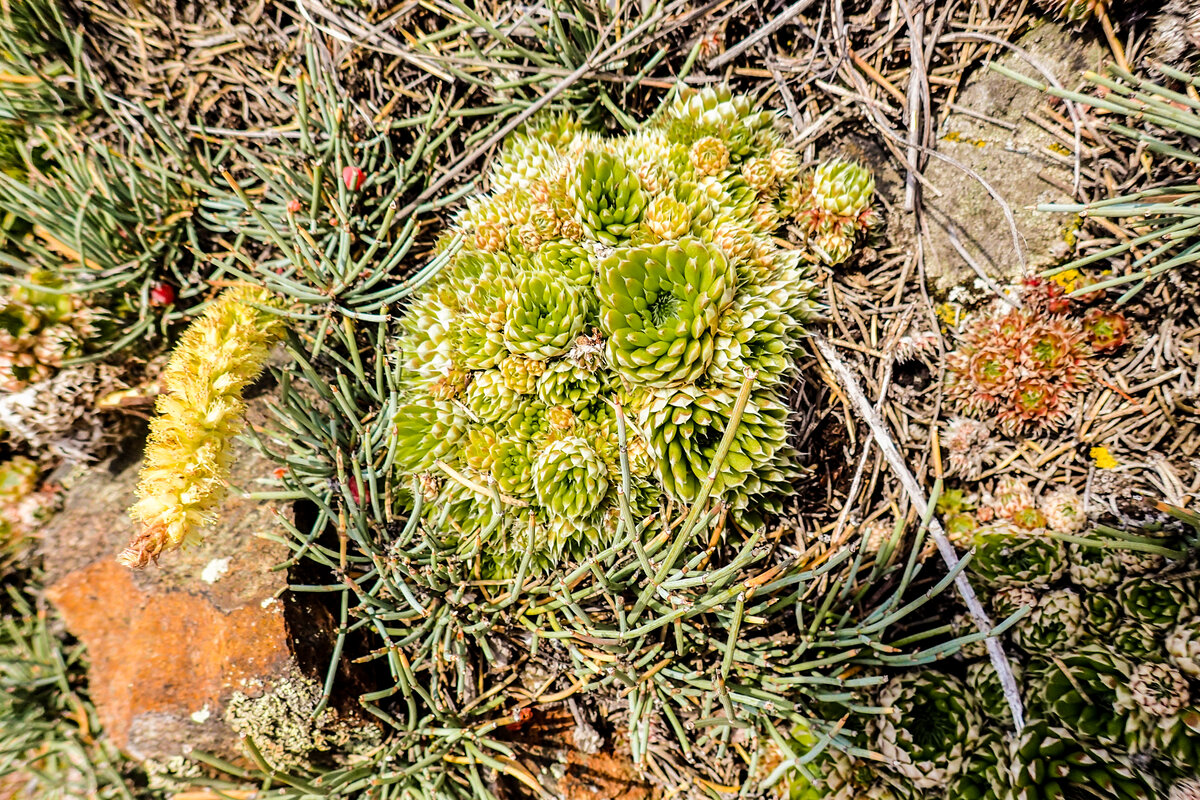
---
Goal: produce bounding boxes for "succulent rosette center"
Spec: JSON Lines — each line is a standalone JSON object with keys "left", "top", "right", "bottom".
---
{"left": 533, "top": 436, "right": 610, "bottom": 520}
{"left": 503, "top": 270, "right": 587, "bottom": 359}
{"left": 573, "top": 150, "right": 647, "bottom": 244}
{"left": 597, "top": 237, "right": 735, "bottom": 387}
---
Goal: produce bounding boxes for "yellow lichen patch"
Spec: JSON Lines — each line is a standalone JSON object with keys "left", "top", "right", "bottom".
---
{"left": 1059, "top": 215, "right": 1084, "bottom": 248}
{"left": 937, "top": 302, "right": 965, "bottom": 327}
{"left": 1050, "top": 269, "right": 1084, "bottom": 294}
{"left": 1089, "top": 446, "right": 1119, "bottom": 469}
{"left": 942, "top": 130, "right": 988, "bottom": 148}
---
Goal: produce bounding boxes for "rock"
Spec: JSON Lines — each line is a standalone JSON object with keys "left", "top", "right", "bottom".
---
{"left": 39, "top": 399, "right": 375, "bottom": 763}
{"left": 922, "top": 21, "right": 1105, "bottom": 294}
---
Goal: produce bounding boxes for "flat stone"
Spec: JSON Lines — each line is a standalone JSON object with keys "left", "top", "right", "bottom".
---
{"left": 922, "top": 21, "right": 1106, "bottom": 294}
{"left": 39, "top": 399, "right": 370, "bottom": 763}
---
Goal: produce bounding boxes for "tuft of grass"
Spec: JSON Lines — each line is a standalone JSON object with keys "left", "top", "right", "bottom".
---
{"left": 995, "top": 62, "right": 1200, "bottom": 302}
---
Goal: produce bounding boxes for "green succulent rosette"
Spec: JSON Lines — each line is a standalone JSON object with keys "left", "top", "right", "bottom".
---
{"left": 966, "top": 660, "right": 1022, "bottom": 728}
{"left": 454, "top": 313, "right": 508, "bottom": 371}
{"left": 1148, "top": 707, "right": 1200, "bottom": 772}
{"left": 490, "top": 436, "right": 536, "bottom": 497}
{"left": 811, "top": 158, "right": 875, "bottom": 218}
{"left": 1088, "top": 593, "right": 1125, "bottom": 635}
{"left": 393, "top": 396, "right": 467, "bottom": 473}
{"left": 1007, "top": 720, "right": 1156, "bottom": 800}
{"left": 741, "top": 246, "right": 822, "bottom": 323}
{"left": 487, "top": 122, "right": 571, "bottom": 192}
{"left": 464, "top": 369, "right": 520, "bottom": 423}
{"left": 507, "top": 398, "right": 552, "bottom": 444}
{"left": 700, "top": 173, "right": 758, "bottom": 223}
{"left": 398, "top": 298, "right": 456, "bottom": 389}
{"left": 786, "top": 747, "right": 915, "bottom": 800}
{"left": 573, "top": 150, "right": 647, "bottom": 244}
{"left": 711, "top": 219, "right": 759, "bottom": 264}
{"left": 609, "top": 130, "right": 688, "bottom": 192}
{"left": 1011, "top": 588, "right": 1084, "bottom": 653}
{"left": 535, "top": 359, "right": 611, "bottom": 411}
{"left": 662, "top": 85, "right": 780, "bottom": 159}
{"left": 1067, "top": 541, "right": 1124, "bottom": 588}
{"left": 872, "top": 671, "right": 982, "bottom": 789}
{"left": 542, "top": 513, "right": 607, "bottom": 558}
{"left": 446, "top": 248, "right": 520, "bottom": 291}
{"left": 459, "top": 266, "right": 515, "bottom": 324}
{"left": 709, "top": 294, "right": 793, "bottom": 388}
{"left": 989, "top": 585, "right": 1039, "bottom": 620}
{"left": 637, "top": 384, "right": 791, "bottom": 507}
{"left": 499, "top": 354, "right": 545, "bottom": 394}
{"left": 689, "top": 136, "right": 731, "bottom": 177}
{"left": 1110, "top": 622, "right": 1164, "bottom": 661}
{"left": 1126, "top": 663, "right": 1192, "bottom": 719}
{"left": 1028, "top": 647, "right": 1140, "bottom": 748}
{"left": 1117, "top": 577, "right": 1199, "bottom": 628}
{"left": 946, "top": 729, "right": 1009, "bottom": 800}
{"left": 496, "top": 140, "right": 561, "bottom": 193}
{"left": 424, "top": 477, "right": 500, "bottom": 536}
{"left": 641, "top": 194, "right": 694, "bottom": 241}
{"left": 502, "top": 270, "right": 587, "bottom": 359}
{"left": 741, "top": 156, "right": 775, "bottom": 193}
{"left": 462, "top": 426, "right": 498, "bottom": 473}
{"left": 532, "top": 436, "right": 610, "bottom": 522}
{"left": 1167, "top": 617, "right": 1200, "bottom": 677}
{"left": 597, "top": 237, "right": 735, "bottom": 387}
{"left": 533, "top": 239, "right": 593, "bottom": 286}
{"left": 811, "top": 227, "right": 856, "bottom": 267}
{"left": 1116, "top": 547, "right": 1167, "bottom": 576}
{"left": 968, "top": 529, "right": 1067, "bottom": 587}
{"left": 1115, "top": 662, "right": 1200, "bottom": 770}
{"left": 769, "top": 147, "right": 801, "bottom": 181}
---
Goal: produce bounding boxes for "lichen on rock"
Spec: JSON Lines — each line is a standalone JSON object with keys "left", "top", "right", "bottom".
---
{"left": 224, "top": 668, "right": 381, "bottom": 771}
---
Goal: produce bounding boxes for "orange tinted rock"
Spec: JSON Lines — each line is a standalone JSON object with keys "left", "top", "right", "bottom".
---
{"left": 37, "top": 402, "right": 367, "bottom": 762}
{"left": 45, "top": 557, "right": 292, "bottom": 759}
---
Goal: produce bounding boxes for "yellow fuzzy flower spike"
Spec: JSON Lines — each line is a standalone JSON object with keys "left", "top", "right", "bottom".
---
{"left": 119, "top": 287, "right": 283, "bottom": 568}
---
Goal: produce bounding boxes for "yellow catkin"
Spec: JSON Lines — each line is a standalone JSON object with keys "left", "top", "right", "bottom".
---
{"left": 119, "top": 287, "right": 283, "bottom": 568}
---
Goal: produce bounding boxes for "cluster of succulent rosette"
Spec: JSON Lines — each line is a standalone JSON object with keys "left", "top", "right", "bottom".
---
{"left": 0, "top": 272, "right": 102, "bottom": 393}
{"left": 945, "top": 278, "right": 1129, "bottom": 436}
{"left": 0, "top": 454, "right": 55, "bottom": 560}
{"left": 393, "top": 88, "right": 876, "bottom": 573}
{"left": 794, "top": 482, "right": 1200, "bottom": 799}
